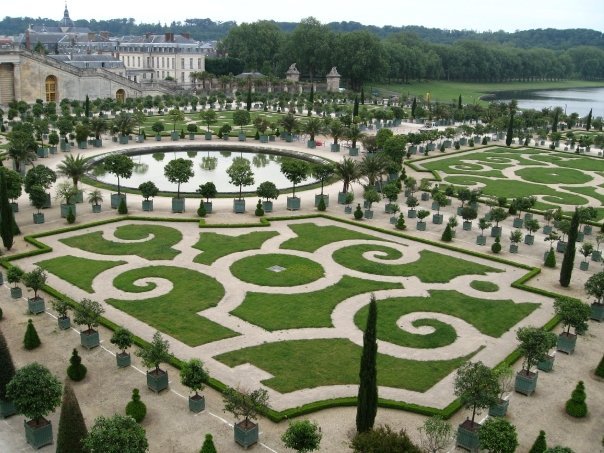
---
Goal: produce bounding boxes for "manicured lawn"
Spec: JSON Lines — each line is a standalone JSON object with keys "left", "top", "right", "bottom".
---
{"left": 193, "top": 231, "right": 279, "bottom": 265}
{"left": 37, "top": 256, "right": 126, "bottom": 293}
{"left": 332, "top": 247, "right": 500, "bottom": 283}
{"left": 229, "top": 254, "right": 325, "bottom": 286}
{"left": 515, "top": 167, "right": 592, "bottom": 185}
{"left": 354, "top": 290, "right": 539, "bottom": 339}
{"left": 216, "top": 338, "right": 473, "bottom": 393}
{"left": 470, "top": 280, "right": 499, "bottom": 292}
{"left": 61, "top": 224, "right": 183, "bottom": 260}
{"left": 107, "top": 265, "right": 236, "bottom": 346}
{"left": 280, "top": 223, "right": 381, "bottom": 252}
{"left": 231, "top": 276, "right": 403, "bottom": 330}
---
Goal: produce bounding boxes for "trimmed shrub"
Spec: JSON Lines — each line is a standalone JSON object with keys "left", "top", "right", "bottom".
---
{"left": 125, "top": 388, "right": 147, "bottom": 423}
{"left": 354, "top": 204, "right": 363, "bottom": 220}
{"left": 469, "top": 138, "right": 475, "bottom": 147}
{"left": 596, "top": 354, "right": 604, "bottom": 378}
{"left": 454, "top": 141, "right": 460, "bottom": 150}
{"left": 197, "top": 201, "right": 207, "bottom": 218}
{"left": 118, "top": 197, "right": 128, "bottom": 215}
{"left": 491, "top": 235, "right": 501, "bottom": 253}
{"left": 23, "top": 319, "right": 41, "bottom": 350}
{"left": 482, "top": 137, "right": 488, "bottom": 145}
{"left": 529, "top": 430, "right": 547, "bottom": 453}
{"left": 200, "top": 433, "right": 217, "bottom": 453}
{"left": 351, "top": 425, "right": 421, "bottom": 453}
{"left": 395, "top": 213, "right": 406, "bottom": 230}
{"left": 0, "top": 307, "right": 2, "bottom": 320}
{"left": 255, "top": 199, "right": 264, "bottom": 217}
{"left": 66, "top": 206, "right": 75, "bottom": 224}
{"left": 544, "top": 248, "right": 556, "bottom": 268}
{"left": 67, "top": 348, "right": 87, "bottom": 381}
{"left": 0, "top": 328, "right": 16, "bottom": 401}
{"left": 565, "top": 381, "right": 587, "bottom": 418}
{"left": 441, "top": 223, "right": 452, "bottom": 242}
{"left": 56, "top": 382, "right": 88, "bottom": 453}
{"left": 318, "top": 196, "right": 326, "bottom": 212}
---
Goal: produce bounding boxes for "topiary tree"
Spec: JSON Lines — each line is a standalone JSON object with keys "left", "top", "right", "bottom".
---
{"left": 354, "top": 203, "right": 363, "bottom": 220}
{"left": 454, "top": 361, "right": 499, "bottom": 426}
{"left": 529, "top": 430, "right": 547, "bottom": 453}
{"left": 198, "top": 181, "right": 218, "bottom": 203}
{"left": 73, "top": 298, "right": 104, "bottom": 334}
{"left": 180, "top": 358, "right": 209, "bottom": 399}
{"left": 111, "top": 327, "right": 134, "bottom": 355}
{"left": 351, "top": 425, "right": 422, "bottom": 453}
{"left": 491, "top": 235, "right": 502, "bottom": 253}
{"left": 516, "top": 326, "right": 557, "bottom": 376}
{"left": 282, "top": 419, "right": 322, "bottom": 453}
{"left": 67, "top": 348, "right": 87, "bottom": 382}
{"left": 83, "top": 414, "right": 148, "bottom": 453}
{"left": 544, "top": 248, "right": 556, "bottom": 268}
{"left": 22, "top": 267, "right": 47, "bottom": 300}
{"left": 595, "top": 354, "right": 604, "bottom": 378}
{"left": 356, "top": 294, "right": 378, "bottom": 433}
{"left": 395, "top": 213, "right": 406, "bottom": 230}
{"left": 256, "top": 181, "right": 279, "bottom": 203}
{"left": 223, "top": 386, "right": 269, "bottom": 430}
{"left": 23, "top": 319, "right": 41, "bottom": 350}
{"left": 441, "top": 223, "right": 453, "bottom": 242}
{"left": 56, "top": 382, "right": 87, "bottom": 453}
{"left": 103, "top": 153, "right": 134, "bottom": 195}
{"left": 125, "top": 389, "right": 147, "bottom": 423}
{"left": 7, "top": 266, "right": 23, "bottom": 289}
{"left": 138, "top": 181, "right": 159, "bottom": 201}
{"left": 255, "top": 199, "right": 264, "bottom": 216}
{"left": 565, "top": 381, "right": 587, "bottom": 418}
{"left": 227, "top": 157, "right": 255, "bottom": 200}
{"left": 418, "top": 415, "right": 453, "bottom": 453}
{"left": 164, "top": 158, "right": 194, "bottom": 199}
{"left": 200, "top": 433, "right": 217, "bottom": 453}
{"left": 66, "top": 206, "right": 76, "bottom": 224}
{"left": 554, "top": 297, "right": 591, "bottom": 336}
{"left": 136, "top": 331, "right": 172, "bottom": 374}
{"left": 281, "top": 159, "right": 310, "bottom": 198}
{"left": 478, "top": 417, "right": 518, "bottom": 453}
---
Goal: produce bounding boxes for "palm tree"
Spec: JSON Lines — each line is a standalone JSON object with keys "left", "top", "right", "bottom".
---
{"left": 346, "top": 124, "right": 365, "bottom": 150}
{"left": 327, "top": 119, "right": 345, "bottom": 146}
{"left": 111, "top": 112, "right": 134, "bottom": 137}
{"left": 303, "top": 117, "right": 324, "bottom": 142}
{"left": 334, "top": 157, "right": 361, "bottom": 194}
{"left": 57, "top": 154, "right": 91, "bottom": 190}
{"left": 90, "top": 116, "right": 107, "bottom": 140}
{"left": 359, "top": 153, "right": 387, "bottom": 192}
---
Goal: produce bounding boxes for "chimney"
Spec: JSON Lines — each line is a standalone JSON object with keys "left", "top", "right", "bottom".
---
{"left": 164, "top": 32, "right": 174, "bottom": 42}
{"left": 182, "top": 33, "right": 190, "bottom": 40}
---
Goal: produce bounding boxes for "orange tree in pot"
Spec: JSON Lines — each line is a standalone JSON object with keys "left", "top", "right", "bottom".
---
{"left": 136, "top": 331, "right": 173, "bottom": 393}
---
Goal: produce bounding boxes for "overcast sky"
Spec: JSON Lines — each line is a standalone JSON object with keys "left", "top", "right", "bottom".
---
{"left": 4, "top": 0, "right": 604, "bottom": 32}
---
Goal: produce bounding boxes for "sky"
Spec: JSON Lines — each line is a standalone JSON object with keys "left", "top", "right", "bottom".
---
{"left": 4, "top": 0, "right": 604, "bottom": 32}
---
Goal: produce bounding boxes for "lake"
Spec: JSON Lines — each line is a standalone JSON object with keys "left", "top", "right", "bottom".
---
{"left": 488, "top": 87, "right": 604, "bottom": 117}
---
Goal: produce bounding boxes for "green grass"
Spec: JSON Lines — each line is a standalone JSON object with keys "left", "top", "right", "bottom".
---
{"left": 332, "top": 247, "right": 501, "bottom": 283}
{"left": 229, "top": 254, "right": 325, "bottom": 286}
{"left": 216, "top": 338, "right": 473, "bottom": 393}
{"left": 231, "top": 276, "right": 403, "bottom": 330}
{"left": 515, "top": 167, "right": 592, "bottom": 185}
{"left": 280, "top": 223, "right": 381, "bottom": 252}
{"left": 193, "top": 231, "right": 279, "bottom": 264}
{"left": 60, "top": 224, "right": 182, "bottom": 260}
{"left": 531, "top": 154, "right": 604, "bottom": 171}
{"left": 107, "top": 265, "right": 236, "bottom": 346}
{"left": 355, "top": 290, "right": 539, "bottom": 339}
{"left": 37, "top": 256, "right": 126, "bottom": 293}
{"left": 421, "top": 148, "right": 548, "bottom": 174}
{"left": 470, "top": 280, "right": 500, "bottom": 292}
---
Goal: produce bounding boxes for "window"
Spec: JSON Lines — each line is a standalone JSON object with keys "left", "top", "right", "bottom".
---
{"left": 181, "top": 73, "right": 184, "bottom": 82}
{"left": 45, "top": 75, "right": 57, "bottom": 102}
{"left": 137, "top": 57, "right": 140, "bottom": 67}
{"left": 189, "top": 58, "right": 193, "bottom": 69}
{"left": 181, "top": 58, "right": 184, "bottom": 68}
{"left": 198, "top": 58, "right": 201, "bottom": 69}
{"left": 116, "top": 89, "right": 125, "bottom": 102}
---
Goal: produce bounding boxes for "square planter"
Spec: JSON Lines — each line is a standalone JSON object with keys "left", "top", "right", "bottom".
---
{"left": 259, "top": 135, "right": 269, "bottom": 143}
{"left": 188, "top": 394, "right": 205, "bottom": 413}
{"left": 155, "top": 135, "right": 162, "bottom": 141}
{"left": 591, "top": 250, "right": 602, "bottom": 262}
{"left": 92, "top": 204, "right": 101, "bottom": 213}
{"left": 307, "top": 140, "right": 316, "bottom": 149}
{"left": 491, "top": 226, "right": 502, "bottom": 237}
{"left": 24, "top": 419, "right": 53, "bottom": 450}
{"left": 10, "top": 287, "right": 22, "bottom": 299}
{"left": 111, "top": 193, "right": 126, "bottom": 209}
{"left": 432, "top": 214, "right": 443, "bottom": 224}
{"left": 28, "top": 297, "right": 45, "bottom": 315}
{"left": 364, "top": 210, "right": 374, "bottom": 219}
{"left": 407, "top": 210, "right": 417, "bottom": 219}
{"left": 80, "top": 329, "right": 100, "bottom": 349}
{"left": 233, "top": 199, "right": 246, "bottom": 213}
{"left": 456, "top": 207, "right": 463, "bottom": 216}
{"left": 584, "top": 225, "right": 593, "bottom": 235}
{"left": 331, "top": 144, "right": 340, "bottom": 152}
{"left": 463, "top": 221, "right": 472, "bottom": 231}
{"left": 557, "top": 332, "right": 576, "bottom": 354}
{"left": 345, "top": 206, "right": 352, "bottom": 214}
{"left": 10, "top": 202, "right": 18, "bottom": 213}
{"left": 543, "top": 225, "right": 553, "bottom": 234}
{"left": 524, "top": 213, "right": 533, "bottom": 221}
{"left": 488, "top": 398, "right": 509, "bottom": 417}
{"left": 577, "top": 231, "right": 584, "bottom": 242}
{"left": 57, "top": 316, "right": 71, "bottom": 330}
{"left": 234, "top": 421, "right": 259, "bottom": 449}
{"left": 49, "top": 146, "right": 57, "bottom": 154}
{"left": 431, "top": 201, "right": 440, "bottom": 210}
{"left": 238, "top": 133, "right": 246, "bottom": 142}
{"left": 171, "top": 131, "right": 180, "bottom": 141}
{"left": 515, "top": 370, "right": 538, "bottom": 396}
{"left": 591, "top": 303, "right": 604, "bottom": 321}
{"left": 580, "top": 261, "right": 589, "bottom": 271}
{"left": 78, "top": 142, "right": 87, "bottom": 149}
{"left": 36, "top": 147, "right": 49, "bottom": 158}
{"left": 33, "top": 213, "right": 45, "bottom": 224}
{"left": 189, "top": 133, "right": 195, "bottom": 140}
{"left": 315, "top": 194, "right": 329, "bottom": 208}
{"left": 390, "top": 216, "right": 397, "bottom": 224}
{"left": 338, "top": 192, "right": 349, "bottom": 204}
{"left": 456, "top": 420, "right": 480, "bottom": 452}
{"left": 348, "top": 147, "right": 359, "bottom": 156}
{"left": 416, "top": 221, "right": 426, "bottom": 231}
{"left": 269, "top": 135, "right": 276, "bottom": 142}
{"left": 287, "top": 197, "right": 301, "bottom": 211}
{"left": 172, "top": 197, "right": 185, "bottom": 213}
{"left": 60, "top": 203, "right": 76, "bottom": 218}
{"left": 509, "top": 244, "right": 519, "bottom": 253}
{"left": 203, "top": 202, "right": 213, "bottom": 214}
{"left": 420, "top": 192, "right": 430, "bottom": 201}
{"left": 556, "top": 241, "right": 567, "bottom": 253}
{"left": 476, "top": 235, "right": 486, "bottom": 246}
{"left": 513, "top": 218, "right": 524, "bottom": 228}
{"left": 0, "top": 399, "right": 16, "bottom": 419}
{"left": 142, "top": 200, "right": 154, "bottom": 211}
{"left": 537, "top": 354, "right": 555, "bottom": 372}
{"left": 147, "top": 369, "right": 169, "bottom": 393}
{"left": 205, "top": 132, "right": 212, "bottom": 140}
{"left": 524, "top": 235, "right": 534, "bottom": 245}
{"left": 116, "top": 352, "right": 131, "bottom": 368}
{"left": 119, "top": 135, "right": 128, "bottom": 144}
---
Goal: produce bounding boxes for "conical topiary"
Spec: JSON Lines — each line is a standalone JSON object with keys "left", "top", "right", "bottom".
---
{"left": 565, "top": 381, "right": 587, "bottom": 417}
{"left": 255, "top": 199, "right": 264, "bottom": 217}
{"left": 354, "top": 203, "right": 363, "bottom": 220}
{"left": 545, "top": 248, "right": 556, "bottom": 268}
{"left": 200, "top": 433, "right": 217, "bottom": 453}
{"left": 441, "top": 223, "right": 452, "bottom": 241}
{"left": 529, "top": 430, "right": 547, "bottom": 453}
{"left": 66, "top": 206, "right": 75, "bottom": 224}
{"left": 118, "top": 197, "right": 128, "bottom": 215}
{"left": 596, "top": 354, "right": 604, "bottom": 378}
{"left": 396, "top": 213, "right": 406, "bottom": 230}
{"left": 317, "top": 196, "right": 326, "bottom": 212}
{"left": 197, "top": 201, "right": 207, "bottom": 218}
{"left": 23, "top": 319, "right": 41, "bottom": 350}
{"left": 0, "top": 328, "right": 16, "bottom": 401}
{"left": 56, "top": 382, "right": 88, "bottom": 453}
{"left": 125, "top": 388, "right": 147, "bottom": 423}
{"left": 67, "top": 348, "right": 87, "bottom": 381}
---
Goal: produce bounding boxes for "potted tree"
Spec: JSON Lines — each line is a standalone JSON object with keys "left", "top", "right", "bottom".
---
{"left": 197, "top": 182, "right": 218, "bottom": 214}
{"left": 180, "top": 359, "right": 209, "bottom": 413}
{"left": 186, "top": 123, "right": 198, "bottom": 140}
{"left": 201, "top": 109, "right": 217, "bottom": 140}
{"left": 524, "top": 219, "right": 540, "bottom": 245}
{"left": 556, "top": 220, "right": 571, "bottom": 253}
{"left": 22, "top": 267, "right": 47, "bottom": 315}
{"left": 57, "top": 154, "right": 90, "bottom": 203}
{"left": 233, "top": 109, "right": 251, "bottom": 141}
{"left": 585, "top": 271, "right": 604, "bottom": 321}
{"left": 55, "top": 181, "right": 78, "bottom": 219}
{"left": 543, "top": 209, "right": 554, "bottom": 234}
{"left": 48, "top": 131, "right": 59, "bottom": 154}
{"left": 515, "top": 326, "right": 557, "bottom": 395}
{"left": 416, "top": 209, "right": 430, "bottom": 231}
{"left": 490, "top": 207, "right": 508, "bottom": 237}
{"left": 51, "top": 299, "right": 71, "bottom": 330}
{"left": 476, "top": 218, "right": 491, "bottom": 246}
{"left": 5, "top": 363, "right": 62, "bottom": 449}
{"left": 87, "top": 189, "right": 103, "bottom": 213}
{"left": 90, "top": 116, "right": 107, "bottom": 147}
{"left": 432, "top": 192, "right": 447, "bottom": 224}
{"left": 334, "top": 157, "right": 360, "bottom": 204}
{"left": 362, "top": 186, "right": 381, "bottom": 219}
{"left": 168, "top": 109, "right": 185, "bottom": 140}
{"left": 448, "top": 216, "right": 458, "bottom": 238}
{"left": 389, "top": 204, "right": 400, "bottom": 224}
{"left": 152, "top": 121, "right": 165, "bottom": 141}
{"left": 312, "top": 162, "right": 334, "bottom": 208}
{"left": 1, "top": 168, "right": 23, "bottom": 213}
{"left": 406, "top": 195, "right": 418, "bottom": 218}
{"left": 303, "top": 117, "right": 323, "bottom": 148}
{"left": 256, "top": 181, "right": 279, "bottom": 213}
{"left": 24, "top": 165, "right": 56, "bottom": 209}
{"left": 28, "top": 185, "right": 47, "bottom": 224}
{"left": 136, "top": 331, "right": 173, "bottom": 393}
{"left": 344, "top": 192, "right": 354, "bottom": 214}
{"left": 454, "top": 362, "right": 499, "bottom": 451}
{"left": 382, "top": 181, "right": 400, "bottom": 214}
{"left": 281, "top": 159, "right": 310, "bottom": 211}
{"left": 579, "top": 242, "right": 593, "bottom": 270}
{"left": 103, "top": 153, "right": 134, "bottom": 208}
{"left": 7, "top": 267, "right": 23, "bottom": 299}
{"left": 164, "top": 158, "right": 194, "bottom": 213}
{"left": 138, "top": 181, "right": 158, "bottom": 212}
{"left": 223, "top": 386, "right": 269, "bottom": 449}
{"left": 488, "top": 365, "right": 513, "bottom": 417}
{"left": 509, "top": 229, "right": 523, "bottom": 253}
{"left": 554, "top": 297, "right": 591, "bottom": 354}
{"left": 461, "top": 206, "right": 477, "bottom": 231}
{"left": 73, "top": 298, "right": 105, "bottom": 349}
{"left": 227, "top": 157, "right": 255, "bottom": 213}
{"left": 592, "top": 232, "right": 604, "bottom": 262}
{"left": 110, "top": 327, "right": 134, "bottom": 368}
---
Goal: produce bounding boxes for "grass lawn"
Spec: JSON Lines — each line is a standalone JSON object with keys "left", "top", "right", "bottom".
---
{"left": 354, "top": 290, "right": 539, "bottom": 339}
{"left": 231, "top": 276, "right": 403, "bottom": 331}
{"left": 107, "top": 265, "right": 236, "bottom": 346}
{"left": 216, "top": 338, "right": 473, "bottom": 393}
{"left": 515, "top": 167, "right": 592, "bottom": 185}
{"left": 193, "top": 231, "right": 279, "bottom": 265}
{"left": 229, "top": 254, "right": 325, "bottom": 286}
{"left": 470, "top": 280, "right": 499, "bottom": 292}
{"left": 37, "top": 256, "right": 126, "bottom": 293}
{"left": 280, "top": 223, "right": 381, "bottom": 252}
{"left": 60, "top": 224, "right": 182, "bottom": 261}
{"left": 332, "top": 247, "right": 500, "bottom": 283}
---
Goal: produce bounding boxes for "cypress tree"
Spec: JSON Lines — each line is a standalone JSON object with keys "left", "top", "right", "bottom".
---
{"left": 200, "top": 433, "right": 217, "bottom": 453}
{"left": 353, "top": 96, "right": 359, "bottom": 118}
{"left": 360, "top": 87, "right": 365, "bottom": 105}
{"left": 0, "top": 328, "right": 17, "bottom": 403}
{"left": 23, "top": 319, "right": 41, "bottom": 350}
{"left": 552, "top": 109, "right": 559, "bottom": 133}
{"left": 411, "top": 97, "right": 417, "bottom": 118}
{"left": 528, "top": 430, "right": 547, "bottom": 453}
{"left": 586, "top": 108, "right": 592, "bottom": 131}
{"left": 356, "top": 294, "right": 378, "bottom": 433}
{"left": 441, "top": 223, "right": 452, "bottom": 242}
{"left": 0, "top": 172, "right": 14, "bottom": 250}
{"left": 118, "top": 196, "right": 128, "bottom": 214}
{"left": 56, "top": 382, "right": 88, "bottom": 453}
{"left": 458, "top": 94, "right": 462, "bottom": 109}
{"left": 246, "top": 86, "right": 252, "bottom": 112}
{"left": 595, "top": 354, "right": 604, "bottom": 378}
{"left": 85, "top": 95, "right": 90, "bottom": 118}
{"left": 560, "top": 209, "right": 579, "bottom": 287}
{"left": 505, "top": 111, "right": 515, "bottom": 146}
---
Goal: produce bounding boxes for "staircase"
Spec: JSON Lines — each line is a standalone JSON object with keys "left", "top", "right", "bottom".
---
{"left": 0, "top": 63, "right": 14, "bottom": 104}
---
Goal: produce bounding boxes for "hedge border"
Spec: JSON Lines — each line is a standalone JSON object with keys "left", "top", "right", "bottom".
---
{"left": 0, "top": 213, "right": 567, "bottom": 422}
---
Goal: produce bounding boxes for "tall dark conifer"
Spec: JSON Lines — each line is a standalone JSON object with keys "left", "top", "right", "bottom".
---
{"left": 552, "top": 109, "right": 559, "bottom": 133}
{"left": 56, "top": 382, "right": 88, "bottom": 453}
{"left": 586, "top": 108, "right": 592, "bottom": 131}
{"left": 411, "top": 97, "right": 417, "bottom": 118}
{"left": 246, "top": 86, "right": 252, "bottom": 112}
{"left": 356, "top": 294, "right": 378, "bottom": 433}
{"left": 0, "top": 328, "right": 16, "bottom": 403}
{"left": 0, "top": 172, "right": 14, "bottom": 250}
{"left": 506, "top": 110, "right": 515, "bottom": 146}
{"left": 353, "top": 96, "right": 359, "bottom": 118}
{"left": 360, "top": 87, "right": 365, "bottom": 105}
{"left": 458, "top": 94, "right": 462, "bottom": 109}
{"left": 560, "top": 208, "right": 580, "bottom": 287}
{"left": 85, "top": 95, "right": 90, "bottom": 118}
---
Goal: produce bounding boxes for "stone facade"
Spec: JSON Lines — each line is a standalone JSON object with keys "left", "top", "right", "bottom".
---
{"left": 326, "top": 67, "right": 341, "bottom": 92}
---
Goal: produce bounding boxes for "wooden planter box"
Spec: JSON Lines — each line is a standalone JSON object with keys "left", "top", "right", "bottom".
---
{"left": 155, "top": 135, "right": 162, "bottom": 141}
{"left": 338, "top": 192, "right": 348, "bottom": 204}
{"left": 287, "top": 197, "right": 301, "bottom": 211}
{"left": 557, "top": 332, "right": 576, "bottom": 354}
{"left": 315, "top": 194, "right": 329, "bottom": 208}
{"left": 515, "top": 370, "right": 538, "bottom": 396}
{"left": 33, "top": 213, "right": 45, "bottom": 224}
{"left": 307, "top": 140, "right": 316, "bottom": 149}
{"left": 28, "top": 297, "right": 45, "bottom": 315}
{"left": 119, "top": 135, "right": 129, "bottom": 144}
{"left": 580, "top": 261, "right": 589, "bottom": 271}
{"left": 513, "top": 218, "right": 524, "bottom": 228}
{"left": 10, "top": 287, "right": 22, "bottom": 299}
{"left": 543, "top": 225, "right": 553, "bottom": 234}
{"left": 116, "top": 352, "right": 131, "bottom": 368}
{"left": 140, "top": 200, "right": 153, "bottom": 212}
{"left": 345, "top": 206, "right": 352, "bottom": 214}
{"left": 0, "top": 398, "right": 16, "bottom": 419}
{"left": 557, "top": 241, "right": 567, "bottom": 253}
{"left": 57, "top": 316, "right": 71, "bottom": 330}
{"left": 24, "top": 418, "right": 53, "bottom": 450}
{"left": 420, "top": 192, "right": 430, "bottom": 201}
{"left": 537, "top": 354, "right": 555, "bottom": 372}
{"left": 205, "top": 132, "right": 212, "bottom": 140}
{"left": 330, "top": 144, "right": 340, "bottom": 152}
{"left": 111, "top": 193, "right": 126, "bottom": 209}
{"left": 488, "top": 398, "right": 509, "bottom": 417}
{"left": 524, "top": 235, "right": 534, "bottom": 245}
{"left": 188, "top": 394, "right": 205, "bottom": 413}
{"left": 463, "top": 221, "right": 472, "bottom": 231}
{"left": 584, "top": 225, "right": 593, "bottom": 235}
{"left": 348, "top": 147, "right": 359, "bottom": 156}
{"left": 456, "top": 420, "right": 480, "bottom": 452}
{"left": 591, "top": 250, "right": 601, "bottom": 262}
{"left": 92, "top": 204, "right": 101, "bottom": 213}
{"left": 432, "top": 214, "right": 443, "bottom": 224}
{"left": 476, "top": 235, "right": 486, "bottom": 246}
{"left": 233, "top": 199, "right": 246, "bottom": 213}
{"left": 407, "top": 209, "right": 417, "bottom": 219}
{"left": 261, "top": 201, "right": 273, "bottom": 213}
{"left": 259, "top": 135, "right": 269, "bottom": 143}
{"left": 147, "top": 369, "right": 169, "bottom": 393}
{"left": 171, "top": 131, "right": 180, "bottom": 141}
{"left": 509, "top": 244, "right": 519, "bottom": 253}
{"left": 60, "top": 203, "right": 76, "bottom": 218}
{"left": 203, "top": 201, "right": 213, "bottom": 214}
{"left": 577, "top": 232, "right": 584, "bottom": 242}
{"left": 364, "top": 209, "right": 374, "bottom": 219}
{"left": 234, "top": 421, "right": 259, "bottom": 449}
{"left": 591, "top": 302, "right": 604, "bottom": 322}
{"left": 491, "top": 226, "right": 501, "bottom": 237}
{"left": 80, "top": 329, "right": 100, "bottom": 349}
{"left": 238, "top": 133, "right": 246, "bottom": 142}
{"left": 172, "top": 197, "right": 185, "bottom": 213}
{"left": 416, "top": 221, "right": 426, "bottom": 231}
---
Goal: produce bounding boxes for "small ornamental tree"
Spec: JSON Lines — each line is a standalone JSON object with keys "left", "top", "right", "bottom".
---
{"left": 585, "top": 271, "right": 604, "bottom": 305}
{"left": 200, "top": 109, "right": 217, "bottom": 132}
{"left": 103, "top": 153, "right": 134, "bottom": 195}
{"left": 6, "top": 362, "right": 62, "bottom": 427}
{"left": 255, "top": 199, "right": 265, "bottom": 216}
{"left": 312, "top": 162, "right": 335, "bottom": 198}
{"left": 7, "top": 266, "right": 23, "bottom": 289}
{"left": 22, "top": 267, "right": 47, "bottom": 300}
{"left": 491, "top": 235, "right": 502, "bottom": 253}
{"left": 227, "top": 157, "right": 255, "bottom": 200}
{"left": 356, "top": 295, "right": 378, "bottom": 433}
{"left": 110, "top": 327, "right": 134, "bottom": 355}
{"left": 351, "top": 425, "right": 422, "bottom": 453}
{"left": 554, "top": 297, "right": 591, "bottom": 336}
{"left": 0, "top": 328, "right": 17, "bottom": 405}
{"left": 73, "top": 298, "right": 105, "bottom": 334}
{"left": 164, "top": 158, "right": 194, "bottom": 199}
{"left": 453, "top": 361, "right": 499, "bottom": 426}
{"left": 565, "top": 381, "right": 587, "bottom": 418}
{"left": 516, "top": 327, "right": 557, "bottom": 376}
{"left": 138, "top": 181, "right": 159, "bottom": 201}
{"left": 23, "top": 319, "right": 41, "bottom": 350}
{"left": 478, "top": 417, "right": 518, "bottom": 453}
{"left": 125, "top": 389, "right": 147, "bottom": 423}
{"left": 67, "top": 348, "right": 87, "bottom": 382}
{"left": 529, "top": 430, "right": 547, "bottom": 453}
{"left": 281, "top": 159, "right": 310, "bottom": 198}
{"left": 544, "top": 248, "right": 557, "bottom": 268}
{"left": 200, "top": 433, "right": 217, "bottom": 453}
{"left": 395, "top": 213, "right": 406, "bottom": 230}
{"left": 180, "top": 359, "right": 209, "bottom": 398}
{"left": 282, "top": 419, "right": 322, "bottom": 453}
{"left": 417, "top": 209, "right": 430, "bottom": 224}
{"left": 595, "top": 354, "right": 604, "bottom": 378}
{"left": 418, "top": 415, "right": 453, "bottom": 453}
{"left": 256, "top": 181, "right": 279, "bottom": 202}
{"left": 579, "top": 242, "right": 593, "bottom": 263}
{"left": 223, "top": 386, "right": 269, "bottom": 429}
{"left": 83, "top": 414, "right": 149, "bottom": 453}
{"left": 461, "top": 206, "right": 478, "bottom": 224}
{"left": 198, "top": 182, "right": 218, "bottom": 203}
{"left": 136, "top": 331, "right": 172, "bottom": 374}
{"left": 56, "top": 382, "right": 87, "bottom": 453}
{"left": 151, "top": 121, "right": 165, "bottom": 137}
{"left": 441, "top": 223, "right": 453, "bottom": 242}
